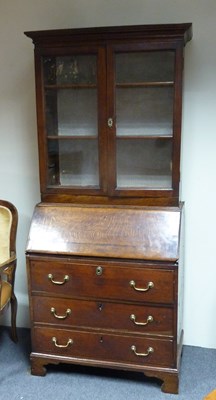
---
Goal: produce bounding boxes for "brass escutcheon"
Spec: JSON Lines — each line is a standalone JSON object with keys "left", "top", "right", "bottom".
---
{"left": 96, "top": 266, "right": 103, "bottom": 276}
{"left": 107, "top": 117, "right": 113, "bottom": 128}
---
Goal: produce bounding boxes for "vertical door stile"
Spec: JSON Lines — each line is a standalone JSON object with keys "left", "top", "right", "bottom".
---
{"left": 106, "top": 44, "right": 117, "bottom": 195}
{"left": 35, "top": 49, "right": 49, "bottom": 194}
{"left": 97, "top": 46, "right": 108, "bottom": 194}
{"left": 172, "top": 45, "right": 184, "bottom": 195}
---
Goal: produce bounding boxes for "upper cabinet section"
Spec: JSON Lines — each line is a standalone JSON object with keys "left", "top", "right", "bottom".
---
{"left": 25, "top": 23, "right": 192, "bottom": 206}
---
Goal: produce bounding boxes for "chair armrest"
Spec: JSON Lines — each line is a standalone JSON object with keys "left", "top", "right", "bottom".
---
{"left": 0, "top": 251, "right": 16, "bottom": 273}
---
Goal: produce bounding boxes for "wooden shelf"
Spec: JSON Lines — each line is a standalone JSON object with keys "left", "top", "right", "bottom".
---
{"left": 116, "top": 81, "right": 174, "bottom": 88}
{"left": 116, "top": 135, "right": 173, "bottom": 139}
{"left": 45, "top": 83, "right": 97, "bottom": 89}
{"left": 47, "top": 135, "right": 97, "bottom": 140}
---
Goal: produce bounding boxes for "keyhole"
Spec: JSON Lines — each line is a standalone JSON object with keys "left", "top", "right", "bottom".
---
{"left": 107, "top": 118, "right": 113, "bottom": 128}
{"left": 98, "top": 303, "right": 103, "bottom": 311}
{"left": 100, "top": 336, "right": 103, "bottom": 343}
{"left": 96, "top": 266, "right": 103, "bottom": 276}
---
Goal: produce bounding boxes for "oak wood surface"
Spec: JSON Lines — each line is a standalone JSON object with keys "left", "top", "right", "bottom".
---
{"left": 32, "top": 326, "right": 174, "bottom": 367}
{"left": 32, "top": 295, "right": 174, "bottom": 335}
{"left": 24, "top": 23, "right": 192, "bottom": 205}
{"left": 24, "top": 22, "right": 191, "bottom": 393}
{"left": 26, "top": 203, "right": 182, "bottom": 261}
{"left": 25, "top": 23, "right": 192, "bottom": 45}
{"left": 29, "top": 258, "right": 175, "bottom": 304}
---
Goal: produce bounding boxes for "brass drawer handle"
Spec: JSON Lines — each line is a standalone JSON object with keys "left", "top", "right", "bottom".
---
{"left": 130, "top": 314, "right": 153, "bottom": 326}
{"left": 48, "top": 273, "right": 69, "bottom": 285}
{"left": 52, "top": 337, "right": 73, "bottom": 348}
{"left": 130, "top": 280, "right": 154, "bottom": 292}
{"left": 131, "top": 345, "right": 154, "bottom": 357}
{"left": 50, "top": 307, "right": 71, "bottom": 319}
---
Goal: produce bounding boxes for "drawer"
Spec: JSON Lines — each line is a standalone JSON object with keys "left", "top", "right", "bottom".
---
{"left": 29, "top": 259, "right": 175, "bottom": 304}
{"left": 32, "top": 296, "right": 173, "bottom": 335}
{"left": 32, "top": 327, "right": 174, "bottom": 368}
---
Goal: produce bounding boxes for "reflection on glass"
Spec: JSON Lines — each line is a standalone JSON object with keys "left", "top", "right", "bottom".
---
{"left": 116, "top": 51, "right": 175, "bottom": 83}
{"left": 47, "top": 139, "right": 99, "bottom": 187}
{"left": 116, "top": 87, "right": 173, "bottom": 137}
{"left": 116, "top": 139, "right": 172, "bottom": 188}
{"left": 43, "top": 55, "right": 97, "bottom": 85}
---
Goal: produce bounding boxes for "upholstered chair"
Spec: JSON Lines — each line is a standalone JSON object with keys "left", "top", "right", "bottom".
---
{"left": 0, "top": 200, "right": 18, "bottom": 342}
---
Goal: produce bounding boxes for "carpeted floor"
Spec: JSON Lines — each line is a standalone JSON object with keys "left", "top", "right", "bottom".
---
{"left": 0, "top": 327, "right": 215, "bottom": 400}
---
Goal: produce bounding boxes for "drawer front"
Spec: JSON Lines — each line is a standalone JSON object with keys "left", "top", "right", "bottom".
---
{"left": 29, "top": 260, "right": 175, "bottom": 304}
{"left": 32, "top": 296, "right": 173, "bottom": 335}
{"left": 32, "top": 327, "right": 174, "bottom": 368}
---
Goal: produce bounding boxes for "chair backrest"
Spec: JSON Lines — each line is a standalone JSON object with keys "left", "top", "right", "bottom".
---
{"left": 0, "top": 206, "right": 12, "bottom": 263}
{"left": 0, "top": 200, "right": 18, "bottom": 264}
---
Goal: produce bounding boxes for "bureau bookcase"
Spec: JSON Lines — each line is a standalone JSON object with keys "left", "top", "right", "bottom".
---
{"left": 25, "top": 23, "right": 192, "bottom": 394}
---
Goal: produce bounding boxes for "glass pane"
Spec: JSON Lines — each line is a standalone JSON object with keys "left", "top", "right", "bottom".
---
{"left": 116, "top": 139, "right": 172, "bottom": 188}
{"left": 45, "top": 88, "right": 98, "bottom": 136}
{"left": 47, "top": 139, "right": 99, "bottom": 187}
{"left": 43, "top": 55, "right": 97, "bottom": 85}
{"left": 116, "top": 87, "right": 173, "bottom": 137}
{"left": 116, "top": 51, "right": 175, "bottom": 83}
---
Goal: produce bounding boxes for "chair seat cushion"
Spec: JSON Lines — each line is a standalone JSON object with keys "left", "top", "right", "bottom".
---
{"left": 0, "top": 280, "right": 12, "bottom": 310}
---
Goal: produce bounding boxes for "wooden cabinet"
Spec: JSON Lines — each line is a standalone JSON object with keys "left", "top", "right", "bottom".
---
{"left": 26, "top": 203, "right": 183, "bottom": 393}
{"left": 25, "top": 23, "right": 192, "bottom": 206}
{"left": 25, "top": 23, "right": 192, "bottom": 394}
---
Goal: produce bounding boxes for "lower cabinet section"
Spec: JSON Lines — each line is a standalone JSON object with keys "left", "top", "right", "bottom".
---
{"left": 26, "top": 252, "right": 183, "bottom": 394}
{"left": 26, "top": 253, "right": 182, "bottom": 394}
{"left": 32, "top": 327, "right": 175, "bottom": 368}
{"left": 26, "top": 204, "right": 184, "bottom": 395}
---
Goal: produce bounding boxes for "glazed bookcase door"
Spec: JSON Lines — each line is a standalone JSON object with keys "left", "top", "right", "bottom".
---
{"left": 107, "top": 44, "right": 183, "bottom": 199}
{"left": 35, "top": 47, "right": 107, "bottom": 195}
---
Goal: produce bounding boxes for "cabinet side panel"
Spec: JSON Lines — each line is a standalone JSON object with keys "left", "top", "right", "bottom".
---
{"left": 177, "top": 206, "right": 184, "bottom": 345}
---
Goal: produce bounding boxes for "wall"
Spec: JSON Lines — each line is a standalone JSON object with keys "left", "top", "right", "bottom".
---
{"left": 0, "top": 0, "right": 216, "bottom": 349}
